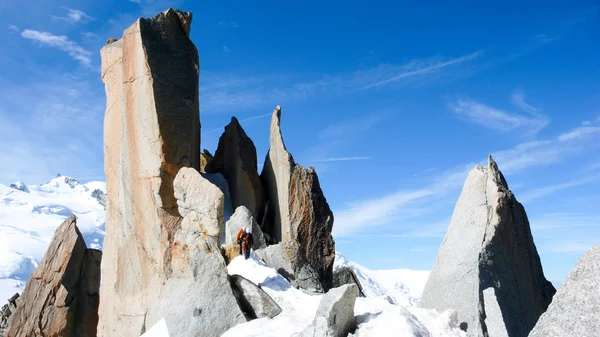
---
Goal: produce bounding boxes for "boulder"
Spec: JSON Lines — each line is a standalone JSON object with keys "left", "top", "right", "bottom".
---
{"left": 225, "top": 206, "right": 267, "bottom": 249}
{"left": 0, "top": 294, "right": 18, "bottom": 336}
{"left": 260, "top": 106, "right": 335, "bottom": 292}
{"left": 293, "top": 284, "right": 359, "bottom": 337}
{"left": 159, "top": 167, "right": 246, "bottom": 336}
{"left": 256, "top": 244, "right": 324, "bottom": 292}
{"left": 6, "top": 215, "right": 101, "bottom": 337}
{"left": 202, "top": 172, "right": 234, "bottom": 230}
{"left": 420, "top": 156, "right": 555, "bottom": 337}
{"left": 229, "top": 274, "right": 282, "bottom": 320}
{"left": 332, "top": 267, "right": 365, "bottom": 297}
{"left": 199, "top": 149, "right": 213, "bottom": 173}
{"left": 529, "top": 245, "right": 600, "bottom": 337}
{"left": 97, "top": 8, "right": 202, "bottom": 336}
{"left": 206, "top": 117, "right": 265, "bottom": 221}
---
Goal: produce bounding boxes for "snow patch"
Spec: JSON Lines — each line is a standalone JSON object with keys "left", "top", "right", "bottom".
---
{"left": 140, "top": 318, "right": 170, "bottom": 337}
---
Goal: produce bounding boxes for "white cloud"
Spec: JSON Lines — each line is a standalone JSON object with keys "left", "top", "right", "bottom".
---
{"left": 315, "top": 157, "right": 372, "bottom": 162}
{"left": 450, "top": 98, "right": 549, "bottom": 135}
{"left": 360, "top": 50, "right": 483, "bottom": 90}
{"left": 558, "top": 126, "right": 600, "bottom": 141}
{"left": 51, "top": 8, "right": 94, "bottom": 24}
{"left": 546, "top": 240, "right": 597, "bottom": 254}
{"left": 239, "top": 112, "right": 271, "bottom": 123}
{"left": 8, "top": 25, "right": 19, "bottom": 32}
{"left": 219, "top": 21, "right": 238, "bottom": 28}
{"left": 333, "top": 189, "right": 436, "bottom": 237}
{"left": 333, "top": 121, "right": 600, "bottom": 237}
{"left": 510, "top": 90, "right": 541, "bottom": 114}
{"left": 20, "top": 30, "right": 91, "bottom": 66}
{"left": 520, "top": 174, "right": 600, "bottom": 202}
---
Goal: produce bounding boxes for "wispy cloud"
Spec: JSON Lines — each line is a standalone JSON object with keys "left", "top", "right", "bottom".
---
{"left": 520, "top": 174, "right": 600, "bottom": 202}
{"left": 510, "top": 90, "right": 542, "bottom": 115}
{"left": 8, "top": 25, "right": 19, "bottom": 32}
{"left": 20, "top": 30, "right": 92, "bottom": 66}
{"left": 315, "top": 156, "right": 372, "bottom": 162}
{"left": 0, "top": 75, "right": 105, "bottom": 184}
{"left": 545, "top": 240, "right": 597, "bottom": 254}
{"left": 360, "top": 50, "right": 483, "bottom": 90}
{"left": 219, "top": 21, "right": 238, "bottom": 28}
{"left": 201, "top": 51, "right": 484, "bottom": 114}
{"left": 449, "top": 98, "right": 549, "bottom": 135}
{"left": 222, "top": 46, "right": 231, "bottom": 52}
{"left": 333, "top": 120, "right": 600, "bottom": 237}
{"left": 239, "top": 112, "right": 272, "bottom": 123}
{"left": 51, "top": 7, "right": 94, "bottom": 24}
{"left": 558, "top": 126, "right": 600, "bottom": 141}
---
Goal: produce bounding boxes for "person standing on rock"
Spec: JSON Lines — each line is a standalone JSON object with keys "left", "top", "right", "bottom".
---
{"left": 235, "top": 227, "right": 246, "bottom": 256}
{"left": 242, "top": 227, "right": 254, "bottom": 260}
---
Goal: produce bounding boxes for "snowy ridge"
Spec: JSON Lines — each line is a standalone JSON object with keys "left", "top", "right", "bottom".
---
{"left": 334, "top": 252, "right": 430, "bottom": 307}
{"left": 0, "top": 175, "right": 106, "bottom": 302}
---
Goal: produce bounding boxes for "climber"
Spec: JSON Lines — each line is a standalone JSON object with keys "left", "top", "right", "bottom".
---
{"left": 242, "top": 227, "right": 254, "bottom": 260}
{"left": 235, "top": 227, "right": 246, "bottom": 255}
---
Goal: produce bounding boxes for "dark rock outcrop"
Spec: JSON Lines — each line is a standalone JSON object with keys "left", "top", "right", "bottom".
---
{"left": 529, "top": 245, "right": 600, "bottom": 337}
{"left": 332, "top": 267, "right": 365, "bottom": 297}
{"left": 6, "top": 215, "right": 101, "bottom": 337}
{"left": 8, "top": 182, "right": 28, "bottom": 193}
{"left": 260, "top": 106, "right": 335, "bottom": 292}
{"left": 420, "top": 156, "right": 555, "bottom": 337}
{"left": 206, "top": 117, "right": 265, "bottom": 221}
{"left": 229, "top": 274, "right": 282, "bottom": 320}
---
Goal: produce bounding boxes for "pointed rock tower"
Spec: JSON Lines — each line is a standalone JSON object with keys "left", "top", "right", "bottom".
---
{"left": 420, "top": 156, "right": 555, "bottom": 337}
{"left": 205, "top": 117, "right": 265, "bottom": 221}
{"left": 260, "top": 106, "right": 335, "bottom": 292}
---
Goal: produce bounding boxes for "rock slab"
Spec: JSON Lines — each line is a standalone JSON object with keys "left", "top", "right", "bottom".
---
{"left": 260, "top": 106, "right": 335, "bottom": 291}
{"left": 206, "top": 117, "right": 265, "bottom": 221}
{"left": 229, "top": 274, "right": 282, "bottom": 320}
{"left": 332, "top": 267, "right": 365, "bottom": 297}
{"left": 420, "top": 156, "right": 555, "bottom": 337}
{"left": 293, "top": 284, "right": 359, "bottom": 337}
{"left": 6, "top": 215, "right": 101, "bottom": 337}
{"left": 529, "top": 245, "right": 600, "bottom": 337}
{"left": 97, "top": 8, "right": 201, "bottom": 337}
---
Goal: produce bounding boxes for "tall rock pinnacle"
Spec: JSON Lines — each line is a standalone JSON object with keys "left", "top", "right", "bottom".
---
{"left": 97, "top": 8, "right": 203, "bottom": 337}
{"left": 420, "top": 156, "right": 555, "bottom": 337}
{"left": 260, "top": 106, "right": 335, "bottom": 292}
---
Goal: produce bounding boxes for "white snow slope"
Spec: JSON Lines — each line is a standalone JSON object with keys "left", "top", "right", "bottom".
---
{"left": 224, "top": 253, "right": 467, "bottom": 337}
{"left": 0, "top": 175, "right": 106, "bottom": 302}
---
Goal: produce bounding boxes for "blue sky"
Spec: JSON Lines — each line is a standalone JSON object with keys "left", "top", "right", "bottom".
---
{"left": 0, "top": 0, "right": 599, "bottom": 286}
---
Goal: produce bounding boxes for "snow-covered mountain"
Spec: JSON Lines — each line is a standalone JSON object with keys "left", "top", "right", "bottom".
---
{"left": 0, "top": 175, "right": 106, "bottom": 302}
{"left": 333, "top": 252, "right": 430, "bottom": 307}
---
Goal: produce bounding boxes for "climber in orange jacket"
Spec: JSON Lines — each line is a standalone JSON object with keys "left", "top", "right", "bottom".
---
{"left": 235, "top": 227, "right": 246, "bottom": 255}
{"left": 235, "top": 227, "right": 254, "bottom": 259}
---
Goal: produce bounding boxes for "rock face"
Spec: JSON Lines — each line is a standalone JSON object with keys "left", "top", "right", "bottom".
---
{"left": 229, "top": 274, "right": 282, "bottom": 320}
{"left": 160, "top": 167, "right": 246, "bottom": 336}
{"left": 420, "top": 156, "right": 555, "bottom": 337}
{"left": 6, "top": 215, "right": 101, "bottom": 337}
{"left": 529, "top": 245, "right": 600, "bottom": 337}
{"left": 294, "top": 284, "right": 359, "bottom": 337}
{"left": 260, "top": 106, "right": 335, "bottom": 292}
{"left": 0, "top": 294, "right": 18, "bottom": 336}
{"left": 97, "top": 8, "right": 202, "bottom": 336}
{"left": 199, "top": 149, "right": 213, "bottom": 173}
{"left": 332, "top": 267, "right": 365, "bottom": 297}
{"left": 206, "top": 117, "right": 265, "bottom": 221}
